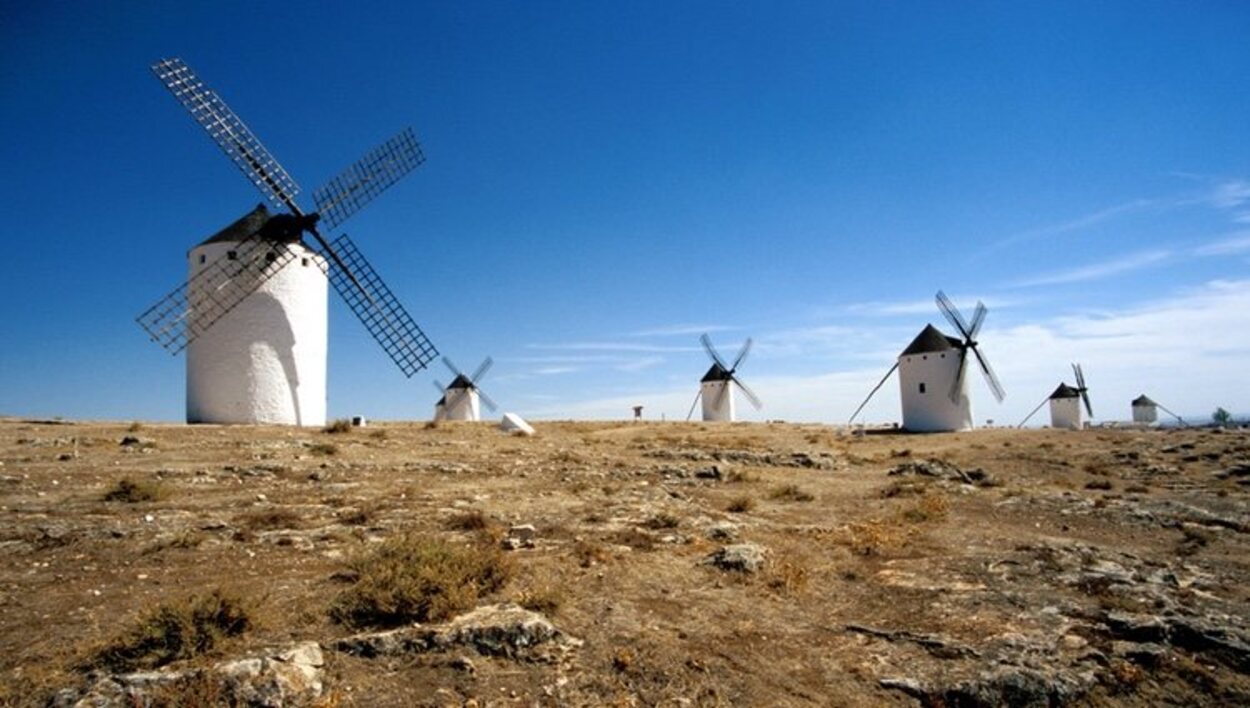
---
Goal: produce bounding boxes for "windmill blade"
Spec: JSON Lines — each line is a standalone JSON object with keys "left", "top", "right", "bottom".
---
{"left": 732, "top": 375, "right": 763, "bottom": 410}
{"left": 1081, "top": 390, "right": 1094, "bottom": 419}
{"left": 1017, "top": 395, "right": 1049, "bottom": 428}
{"left": 971, "top": 346, "right": 1006, "bottom": 402}
{"left": 948, "top": 348, "right": 969, "bottom": 404}
{"left": 477, "top": 387, "right": 499, "bottom": 413}
{"left": 731, "top": 338, "right": 754, "bottom": 371}
{"left": 848, "top": 362, "right": 898, "bottom": 425}
{"left": 323, "top": 234, "right": 438, "bottom": 377}
{"left": 967, "top": 301, "right": 988, "bottom": 339}
{"left": 313, "top": 128, "right": 426, "bottom": 230}
{"left": 433, "top": 380, "right": 447, "bottom": 395}
{"left": 151, "top": 58, "right": 300, "bottom": 207}
{"left": 470, "top": 357, "right": 494, "bottom": 385}
{"left": 1156, "top": 402, "right": 1186, "bottom": 426}
{"left": 685, "top": 389, "right": 702, "bottom": 422}
{"left": 713, "top": 376, "right": 731, "bottom": 412}
{"left": 442, "top": 356, "right": 464, "bottom": 378}
{"left": 1072, "top": 363, "right": 1085, "bottom": 389}
{"left": 935, "top": 290, "right": 972, "bottom": 339}
{"left": 700, "top": 333, "right": 728, "bottom": 370}
{"left": 136, "top": 235, "right": 298, "bottom": 352}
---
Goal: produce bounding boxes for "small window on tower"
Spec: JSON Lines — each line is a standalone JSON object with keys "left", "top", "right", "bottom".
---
{"left": 919, "top": 383, "right": 927, "bottom": 394}
{"left": 301, "top": 257, "right": 310, "bottom": 267}
{"left": 265, "top": 252, "right": 277, "bottom": 263}
{"left": 922, "top": 355, "right": 927, "bottom": 360}
{"left": 199, "top": 254, "right": 206, "bottom": 264}
{"left": 940, "top": 353, "right": 945, "bottom": 358}
{"left": 227, "top": 251, "right": 237, "bottom": 260}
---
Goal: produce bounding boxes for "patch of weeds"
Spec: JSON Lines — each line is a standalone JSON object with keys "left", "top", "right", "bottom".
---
{"left": 309, "top": 442, "right": 339, "bottom": 456}
{"left": 768, "top": 484, "right": 815, "bottom": 502}
{"left": 572, "top": 540, "right": 610, "bottom": 567}
{"left": 890, "top": 448, "right": 911, "bottom": 458}
{"left": 369, "top": 429, "right": 388, "bottom": 440}
{"left": 236, "top": 508, "right": 303, "bottom": 531}
{"left": 1103, "top": 660, "right": 1146, "bottom": 695}
{"left": 1124, "top": 484, "right": 1149, "bottom": 494}
{"left": 726, "top": 495, "right": 756, "bottom": 513}
{"left": 726, "top": 469, "right": 757, "bottom": 484}
{"left": 423, "top": 420, "right": 440, "bottom": 430}
{"left": 86, "top": 590, "right": 252, "bottom": 672}
{"left": 127, "top": 422, "right": 143, "bottom": 433}
{"left": 514, "top": 584, "right": 565, "bottom": 614}
{"left": 765, "top": 555, "right": 810, "bottom": 594}
{"left": 1083, "top": 461, "right": 1114, "bottom": 476}
{"left": 322, "top": 419, "right": 353, "bottom": 434}
{"left": 337, "top": 507, "right": 373, "bottom": 526}
{"left": 610, "top": 528, "right": 656, "bottom": 551}
{"left": 846, "top": 520, "right": 903, "bottom": 556}
{"left": 445, "top": 510, "right": 491, "bottom": 531}
{"left": 899, "top": 493, "right": 950, "bottom": 523}
{"left": 1085, "top": 479, "right": 1114, "bottom": 491}
{"left": 147, "top": 530, "right": 205, "bottom": 553}
{"left": 329, "top": 532, "right": 512, "bottom": 628}
{"left": 103, "top": 477, "right": 167, "bottom": 503}
{"left": 642, "top": 512, "right": 680, "bottom": 530}
{"left": 881, "top": 479, "right": 927, "bottom": 498}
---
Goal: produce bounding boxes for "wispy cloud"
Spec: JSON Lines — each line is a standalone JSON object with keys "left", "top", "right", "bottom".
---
{"left": 615, "top": 356, "right": 665, "bottom": 372}
{"left": 992, "top": 199, "right": 1156, "bottom": 251}
{"left": 843, "top": 295, "right": 1029, "bottom": 317}
{"left": 1209, "top": 180, "right": 1250, "bottom": 209}
{"left": 627, "top": 324, "right": 735, "bottom": 337}
{"left": 1195, "top": 231, "right": 1250, "bottom": 257}
{"left": 1011, "top": 250, "right": 1171, "bottom": 287}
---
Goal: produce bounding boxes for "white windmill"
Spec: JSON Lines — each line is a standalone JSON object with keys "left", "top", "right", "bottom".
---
{"left": 1131, "top": 395, "right": 1158, "bottom": 424}
{"left": 135, "top": 58, "right": 438, "bottom": 426}
{"left": 432, "top": 357, "right": 497, "bottom": 422}
{"left": 686, "top": 334, "right": 763, "bottom": 422}
{"left": 1018, "top": 364, "right": 1093, "bottom": 430}
{"left": 850, "top": 291, "right": 1005, "bottom": 432}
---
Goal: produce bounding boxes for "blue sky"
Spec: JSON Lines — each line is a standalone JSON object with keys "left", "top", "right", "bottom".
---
{"left": 1, "top": 1, "right": 1248, "bottom": 425}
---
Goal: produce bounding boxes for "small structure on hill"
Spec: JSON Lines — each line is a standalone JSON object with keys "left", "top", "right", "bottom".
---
{"left": 433, "top": 356, "right": 497, "bottom": 422}
{"left": 686, "top": 334, "right": 763, "bottom": 422}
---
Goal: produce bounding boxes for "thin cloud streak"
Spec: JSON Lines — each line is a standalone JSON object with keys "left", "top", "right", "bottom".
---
{"left": 1195, "top": 231, "right": 1250, "bottom": 256}
{"left": 628, "top": 324, "right": 735, "bottom": 337}
{"left": 525, "top": 342, "right": 702, "bottom": 353}
{"left": 1011, "top": 250, "right": 1171, "bottom": 287}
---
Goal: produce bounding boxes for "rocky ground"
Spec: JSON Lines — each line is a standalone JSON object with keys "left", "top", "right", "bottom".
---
{"left": 1, "top": 417, "right": 1248, "bottom": 706}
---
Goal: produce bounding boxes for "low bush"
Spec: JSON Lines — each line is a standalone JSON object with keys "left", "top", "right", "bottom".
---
{"left": 726, "top": 495, "right": 756, "bottom": 513}
{"left": 103, "top": 477, "right": 166, "bottom": 503}
{"left": 88, "top": 590, "right": 252, "bottom": 672}
{"left": 769, "top": 484, "right": 815, "bottom": 502}
{"left": 322, "top": 419, "right": 353, "bottom": 434}
{"left": 329, "top": 532, "right": 512, "bottom": 628}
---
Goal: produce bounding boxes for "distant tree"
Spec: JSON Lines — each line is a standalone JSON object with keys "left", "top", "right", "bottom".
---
{"left": 1213, "top": 407, "right": 1232, "bottom": 427}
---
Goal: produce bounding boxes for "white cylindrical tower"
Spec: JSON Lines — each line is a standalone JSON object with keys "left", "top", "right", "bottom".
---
{"left": 1131, "top": 395, "right": 1158, "bottom": 424}
{"left": 1048, "top": 385, "right": 1083, "bottom": 430}
{"left": 700, "top": 365, "right": 736, "bottom": 422}
{"left": 897, "top": 325, "right": 972, "bottom": 432}
{"left": 443, "top": 376, "right": 481, "bottom": 421}
{"left": 185, "top": 209, "right": 327, "bottom": 426}
{"left": 433, "top": 396, "right": 446, "bottom": 422}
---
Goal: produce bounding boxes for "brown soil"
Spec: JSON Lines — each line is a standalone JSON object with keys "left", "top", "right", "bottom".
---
{"left": 1, "top": 418, "right": 1248, "bottom": 706}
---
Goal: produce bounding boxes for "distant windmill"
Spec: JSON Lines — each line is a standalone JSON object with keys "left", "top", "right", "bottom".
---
{"left": 1132, "top": 394, "right": 1185, "bottom": 426}
{"left": 686, "top": 334, "right": 762, "bottom": 422}
{"left": 135, "top": 58, "right": 437, "bottom": 426}
{"left": 849, "top": 291, "right": 1005, "bottom": 432}
{"left": 433, "top": 357, "right": 497, "bottom": 422}
{"left": 1018, "top": 364, "right": 1093, "bottom": 429}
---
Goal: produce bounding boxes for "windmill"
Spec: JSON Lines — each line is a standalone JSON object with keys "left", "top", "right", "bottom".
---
{"left": 849, "top": 291, "right": 1005, "bottom": 432}
{"left": 135, "top": 58, "right": 438, "bottom": 426}
{"left": 1017, "top": 364, "right": 1093, "bottom": 429}
{"left": 1132, "top": 394, "right": 1185, "bottom": 426}
{"left": 433, "top": 356, "right": 498, "bottom": 422}
{"left": 685, "top": 334, "right": 762, "bottom": 422}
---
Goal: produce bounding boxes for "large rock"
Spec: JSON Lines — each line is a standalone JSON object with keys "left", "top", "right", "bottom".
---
{"left": 334, "top": 603, "right": 576, "bottom": 660}
{"left": 702, "top": 543, "right": 766, "bottom": 573}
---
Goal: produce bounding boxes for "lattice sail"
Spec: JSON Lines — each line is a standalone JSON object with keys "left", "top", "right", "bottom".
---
{"left": 323, "top": 233, "right": 438, "bottom": 376}
{"left": 152, "top": 58, "right": 301, "bottom": 206}
{"left": 136, "top": 236, "right": 299, "bottom": 353}
{"left": 313, "top": 128, "right": 425, "bottom": 229}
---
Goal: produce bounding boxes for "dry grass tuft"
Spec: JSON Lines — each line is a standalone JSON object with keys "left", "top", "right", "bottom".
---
{"left": 642, "top": 512, "right": 680, "bottom": 530}
{"left": 846, "top": 520, "right": 905, "bottom": 556}
{"left": 899, "top": 493, "right": 950, "bottom": 523}
{"left": 86, "top": 590, "right": 252, "bottom": 672}
{"left": 572, "top": 539, "right": 610, "bottom": 567}
{"left": 445, "top": 510, "right": 491, "bottom": 532}
{"left": 725, "top": 469, "right": 758, "bottom": 484}
{"left": 309, "top": 442, "right": 339, "bottom": 456}
{"left": 514, "top": 584, "right": 565, "bottom": 614}
{"left": 768, "top": 484, "right": 815, "bottom": 502}
{"left": 611, "top": 528, "right": 656, "bottom": 551}
{"left": 103, "top": 477, "right": 167, "bottom": 503}
{"left": 765, "top": 554, "right": 811, "bottom": 594}
{"left": 329, "top": 532, "right": 512, "bottom": 628}
{"left": 726, "top": 495, "right": 756, "bottom": 513}
{"left": 322, "top": 419, "right": 353, "bottom": 434}
{"left": 237, "top": 507, "right": 304, "bottom": 531}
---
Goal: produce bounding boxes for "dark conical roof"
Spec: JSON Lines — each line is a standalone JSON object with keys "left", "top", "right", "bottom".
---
{"left": 447, "top": 374, "right": 475, "bottom": 390}
{"left": 701, "top": 363, "right": 732, "bottom": 382}
{"left": 198, "top": 204, "right": 271, "bottom": 246}
{"left": 900, "top": 324, "right": 962, "bottom": 356}
{"left": 1050, "top": 383, "right": 1080, "bottom": 399}
{"left": 435, "top": 395, "right": 446, "bottom": 406}
{"left": 1132, "top": 394, "right": 1157, "bottom": 407}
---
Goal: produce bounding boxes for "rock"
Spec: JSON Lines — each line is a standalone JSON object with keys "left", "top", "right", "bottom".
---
{"left": 887, "top": 458, "right": 995, "bottom": 486}
{"left": 703, "top": 543, "right": 766, "bottom": 573}
{"left": 706, "top": 522, "right": 739, "bottom": 541}
{"left": 119, "top": 436, "right": 142, "bottom": 447}
{"left": 694, "top": 465, "right": 724, "bottom": 480}
{"left": 1111, "top": 640, "right": 1166, "bottom": 667}
{"left": 334, "top": 603, "right": 576, "bottom": 660}
{"left": 502, "top": 524, "right": 537, "bottom": 550}
{"left": 499, "top": 413, "right": 535, "bottom": 436}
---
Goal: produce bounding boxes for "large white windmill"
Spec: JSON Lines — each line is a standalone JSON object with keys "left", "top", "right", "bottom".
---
{"left": 1018, "top": 364, "right": 1093, "bottom": 429}
{"left": 849, "top": 291, "right": 1005, "bottom": 432}
{"left": 686, "top": 334, "right": 763, "bottom": 422}
{"left": 136, "top": 58, "right": 438, "bottom": 426}
{"left": 432, "top": 357, "right": 497, "bottom": 422}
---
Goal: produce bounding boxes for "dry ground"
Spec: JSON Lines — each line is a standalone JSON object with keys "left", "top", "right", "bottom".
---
{"left": 1, "top": 417, "right": 1248, "bottom": 706}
